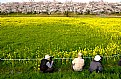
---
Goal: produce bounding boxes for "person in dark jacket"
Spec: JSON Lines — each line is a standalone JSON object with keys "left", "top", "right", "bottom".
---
{"left": 40, "top": 55, "right": 54, "bottom": 73}
{"left": 89, "top": 55, "right": 103, "bottom": 73}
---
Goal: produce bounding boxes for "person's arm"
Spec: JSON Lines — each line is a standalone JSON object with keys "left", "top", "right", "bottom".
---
{"left": 82, "top": 59, "right": 84, "bottom": 66}
{"left": 46, "top": 61, "right": 53, "bottom": 68}
{"left": 98, "top": 62, "right": 103, "bottom": 72}
{"left": 72, "top": 59, "right": 75, "bottom": 66}
{"left": 82, "top": 59, "right": 85, "bottom": 68}
{"left": 99, "top": 62, "right": 102, "bottom": 67}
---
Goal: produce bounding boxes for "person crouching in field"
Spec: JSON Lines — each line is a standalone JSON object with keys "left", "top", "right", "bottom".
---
{"left": 40, "top": 55, "right": 54, "bottom": 73}
{"left": 89, "top": 55, "right": 103, "bottom": 73}
{"left": 72, "top": 52, "right": 84, "bottom": 71}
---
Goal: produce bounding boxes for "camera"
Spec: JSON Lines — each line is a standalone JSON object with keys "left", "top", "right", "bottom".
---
{"left": 50, "top": 56, "right": 54, "bottom": 61}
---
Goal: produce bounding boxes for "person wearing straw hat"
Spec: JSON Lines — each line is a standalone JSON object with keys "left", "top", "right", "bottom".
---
{"left": 89, "top": 55, "right": 103, "bottom": 73}
{"left": 40, "top": 55, "right": 54, "bottom": 73}
{"left": 72, "top": 52, "right": 84, "bottom": 71}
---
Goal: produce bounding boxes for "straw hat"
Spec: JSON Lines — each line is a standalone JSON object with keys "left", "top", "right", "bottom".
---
{"left": 94, "top": 55, "right": 101, "bottom": 61}
{"left": 45, "top": 55, "right": 50, "bottom": 59}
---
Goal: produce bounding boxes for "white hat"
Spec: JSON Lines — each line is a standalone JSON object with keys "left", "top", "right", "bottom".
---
{"left": 45, "top": 55, "right": 50, "bottom": 59}
{"left": 94, "top": 55, "right": 101, "bottom": 61}
{"left": 78, "top": 52, "right": 82, "bottom": 56}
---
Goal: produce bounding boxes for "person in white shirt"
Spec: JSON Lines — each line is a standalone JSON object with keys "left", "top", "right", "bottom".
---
{"left": 72, "top": 52, "right": 84, "bottom": 71}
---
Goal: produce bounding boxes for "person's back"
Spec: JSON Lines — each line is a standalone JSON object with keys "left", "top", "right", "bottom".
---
{"left": 72, "top": 52, "right": 84, "bottom": 71}
{"left": 89, "top": 55, "right": 103, "bottom": 73}
{"left": 40, "top": 55, "right": 54, "bottom": 73}
{"left": 89, "top": 60, "right": 102, "bottom": 73}
{"left": 40, "top": 59, "right": 49, "bottom": 72}
{"left": 72, "top": 58, "right": 84, "bottom": 71}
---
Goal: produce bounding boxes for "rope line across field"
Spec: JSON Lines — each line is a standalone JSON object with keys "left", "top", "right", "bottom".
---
{"left": 0, "top": 54, "right": 120, "bottom": 61}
